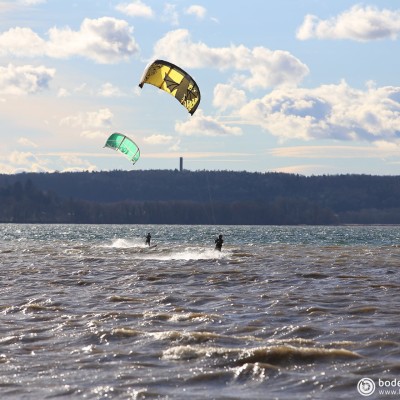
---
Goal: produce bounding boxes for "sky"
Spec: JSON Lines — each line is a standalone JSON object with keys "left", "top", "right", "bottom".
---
{"left": 1, "top": 0, "right": 400, "bottom": 176}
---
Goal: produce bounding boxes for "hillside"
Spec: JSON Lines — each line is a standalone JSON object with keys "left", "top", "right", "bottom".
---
{"left": 1, "top": 170, "right": 400, "bottom": 224}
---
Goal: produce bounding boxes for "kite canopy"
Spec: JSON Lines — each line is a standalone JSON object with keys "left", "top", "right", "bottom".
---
{"left": 139, "top": 59, "right": 201, "bottom": 115}
{"left": 104, "top": 133, "right": 140, "bottom": 165}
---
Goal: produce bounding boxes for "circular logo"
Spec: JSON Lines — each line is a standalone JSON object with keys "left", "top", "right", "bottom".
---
{"left": 357, "top": 378, "right": 376, "bottom": 396}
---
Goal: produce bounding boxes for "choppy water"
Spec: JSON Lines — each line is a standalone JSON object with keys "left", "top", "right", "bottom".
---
{"left": 1, "top": 224, "right": 400, "bottom": 399}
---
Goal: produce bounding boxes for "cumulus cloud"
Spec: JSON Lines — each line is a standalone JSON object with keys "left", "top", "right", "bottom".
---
{"left": 213, "top": 83, "right": 247, "bottom": 111}
{"left": 297, "top": 5, "right": 400, "bottom": 41}
{"left": 57, "top": 88, "right": 69, "bottom": 97}
{"left": 144, "top": 134, "right": 174, "bottom": 144}
{"left": 175, "top": 110, "right": 242, "bottom": 137}
{"left": 270, "top": 145, "right": 377, "bottom": 159}
{"left": 8, "top": 151, "right": 49, "bottom": 172}
{"left": 60, "top": 108, "right": 113, "bottom": 139}
{"left": 98, "top": 82, "right": 124, "bottom": 97}
{"left": 47, "top": 17, "right": 139, "bottom": 63}
{"left": 0, "top": 150, "right": 97, "bottom": 173}
{"left": 0, "top": 27, "right": 45, "bottom": 56}
{"left": 0, "top": 163, "right": 16, "bottom": 174}
{"left": 21, "top": 0, "right": 46, "bottom": 4}
{"left": 18, "top": 137, "right": 38, "bottom": 148}
{"left": 116, "top": 0, "right": 154, "bottom": 18}
{"left": 0, "top": 2, "right": 13, "bottom": 12}
{"left": 60, "top": 154, "right": 96, "bottom": 171}
{"left": 162, "top": 4, "right": 179, "bottom": 26}
{"left": 0, "top": 17, "right": 139, "bottom": 63}
{"left": 185, "top": 5, "right": 207, "bottom": 19}
{"left": 10, "top": 151, "right": 36, "bottom": 165}
{"left": 153, "top": 29, "right": 309, "bottom": 89}
{"left": 168, "top": 139, "right": 181, "bottom": 152}
{"left": 238, "top": 80, "right": 400, "bottom": 142}
{"left": 0, "top": 64, "right": 55, "bottom": 95}
{"left": 0, "top": 0, "right": 46, "bottom": 12}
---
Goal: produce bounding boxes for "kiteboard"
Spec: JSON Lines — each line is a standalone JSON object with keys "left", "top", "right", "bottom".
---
{"left": 147, "top": 244, "right": 157, "bottom": 249}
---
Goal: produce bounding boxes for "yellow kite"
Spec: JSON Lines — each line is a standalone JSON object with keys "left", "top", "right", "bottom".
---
{"left": 139, "top": 59, "right": 201, "bottom": 115}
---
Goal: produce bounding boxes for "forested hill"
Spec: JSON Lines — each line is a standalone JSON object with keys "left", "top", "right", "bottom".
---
{"left": 1, "top": 170, "right": 400, "bottom": 224}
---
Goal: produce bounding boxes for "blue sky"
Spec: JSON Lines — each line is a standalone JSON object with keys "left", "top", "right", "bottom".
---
{"left": 1, "top": 0, "right": 400, "bottom": 175}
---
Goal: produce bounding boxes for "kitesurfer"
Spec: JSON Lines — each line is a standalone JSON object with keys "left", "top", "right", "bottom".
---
{"left": 215, "top": 234, "right": 224, "bottom": 251}
{"left": 145, "top": 233, "right": 151, "bottom": 246}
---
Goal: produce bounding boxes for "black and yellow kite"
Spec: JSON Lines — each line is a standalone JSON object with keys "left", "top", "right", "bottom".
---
{"left": 139, "top": 59, "right": 201, "bottom": 115}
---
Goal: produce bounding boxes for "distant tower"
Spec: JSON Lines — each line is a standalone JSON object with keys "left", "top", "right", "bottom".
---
{"left": 180, "top": 157, "right": 183, "bottom": 172}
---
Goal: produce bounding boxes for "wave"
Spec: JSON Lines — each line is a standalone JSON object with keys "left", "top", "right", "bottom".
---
{"left": 105, "top": 238, "right": 145, "bottom": 248}
{"left": 102, "top": 239, "right": 228, "bottom": 261}
{"left": 150, "top": 248, "right": 226, "bottom": 261}
{"left": 162, "top": 344, "right": 361, "bottom": 367}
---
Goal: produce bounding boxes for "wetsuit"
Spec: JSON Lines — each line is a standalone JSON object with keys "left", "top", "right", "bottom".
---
{"left": 145, "top": 233, "right": 151, "bottom": 246}
{"left": 215, "top": 236, "right": 223, "bottom": 251}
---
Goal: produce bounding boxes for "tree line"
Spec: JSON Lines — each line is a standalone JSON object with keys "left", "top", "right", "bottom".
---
{"left": 1, "top": 170, "right": 400, "bottom": 224}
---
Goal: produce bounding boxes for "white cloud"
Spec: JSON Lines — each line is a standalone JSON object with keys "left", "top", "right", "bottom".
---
{"left": 162, "top": 4, "right": 179, "bottom": 26}
{"left": 0, "top": 27, "right": 45, "bottom": 57}
{"left": 297, "top": 5, "right": 400, "bottom": 41}
{"left": 0, "top": 150, "right": 94, "bottom": 174}
{"left": 168, "top": 139, "right": 181, "bottom": 152}
{"left": 0, "top": 64, "right": 55, "bottom": 95}
{"left": 60, "top": 154, "right": 96, "bottom": 171}
{"left": 269, "top": 145, "right": 381, "bottom": 159}
{"left": 57, "top": 88, "right": 69, "bottom": 97}
{"left": 0, "top": 0, "right": 46, "bottom": 12}
{"left": 213, "top": 83, "right": 246, "bottom": 111}
{"left": 175, "top": 110, "right": 242, "bottom": 137}
{"left": 0, "top": 163, "right": 16, "bottom": 174}
{"left": 153, "top": 29, "right": 309, "bottom": 89}
{"left": 9, "top": 151, "right": 33, "bottom": 165}
{"left": 80, "top": 130, "right": 104, "bottom": 139}
{"left": 185, "top": 5, "right": 206, "bottom": 19}
{"left": 20, "top": 0, "right": 46, "bottom": 5}
{"left": 373, "top": 140, "right": 400, "bottom": 153}
{"left": 0, "top": 17, "right": 139, "bottom": 63}
{"left": 60, "top": 108, "right": 113, "bottom": 139}
{"left": 116, "top": 0, "right": 154, "bottom": 18}
{"left": 238, "top": 80, "right": 400, "bottom": 142}
{"left": 0, "top": 2, "right": 13, "bottom": 12}
{"left": 98, "top": 82, "right": 124, "bottom": 97}
{"left": 74, "top": 83, "right": 87, "bottom": 93}
{"left": 18, "top": 137, "right": 38, "bottom": 148}
{"left": 47, "top": 17, "right": 139, "bottom": 63}
{"left": 271, "top": 164, "right": 329, "bottom": 175}
{"left": 144, "top": 134, "right": 174, "bottom": 144}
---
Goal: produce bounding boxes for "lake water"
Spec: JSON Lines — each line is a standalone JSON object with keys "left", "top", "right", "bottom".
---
{"left": 1, "top": 224, "right": 400, "bottom": 399}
